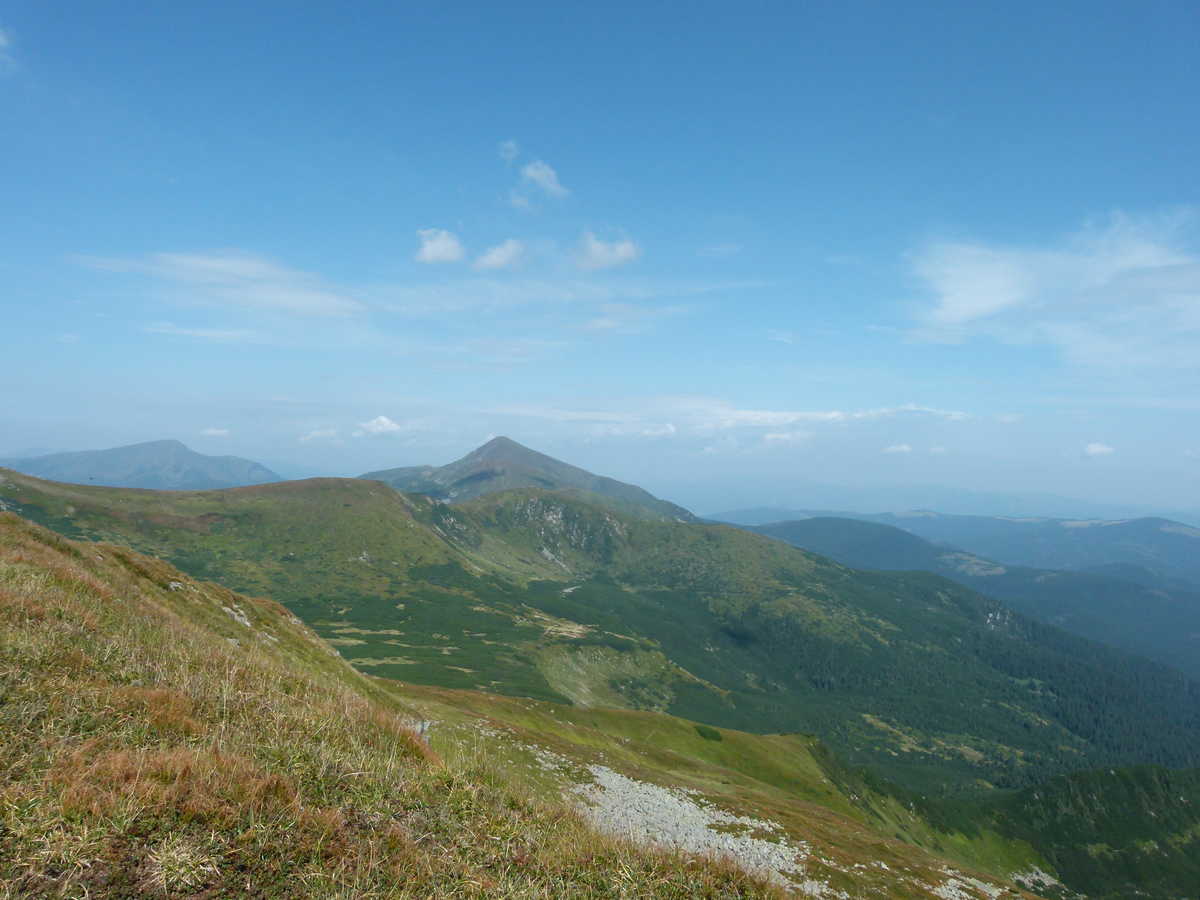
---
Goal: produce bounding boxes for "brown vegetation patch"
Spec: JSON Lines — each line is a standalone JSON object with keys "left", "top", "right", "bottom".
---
{"left": 54, "top": 741, "right": 299, "bottom": 825}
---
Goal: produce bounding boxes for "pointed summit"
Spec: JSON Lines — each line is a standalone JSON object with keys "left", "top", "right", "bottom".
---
{"left": 360, "top": 438, "right": 694, "bottom": 522}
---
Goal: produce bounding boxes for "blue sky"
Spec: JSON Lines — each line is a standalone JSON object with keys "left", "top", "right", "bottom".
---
{"left": 3, "top": 1, "right": 1198, "bottom": 516}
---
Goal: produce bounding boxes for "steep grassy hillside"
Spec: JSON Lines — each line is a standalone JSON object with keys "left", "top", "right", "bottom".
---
{"left": 6, "top": 469, "right": 1200, "bottom": 801}
{"left": 1, "top": 510, "right": 1069, "bottom": 898}
{"left": 0, "top": 511, "right": 789, "bottom": 898}
{"left": 751, "top": 517, "right": 1200, "bottom": 679}
{"left": 2, "top": 439, "right": 280, "bottom": 490}
{"left": 362, "top": 436, "right": 696, "bottom": 522}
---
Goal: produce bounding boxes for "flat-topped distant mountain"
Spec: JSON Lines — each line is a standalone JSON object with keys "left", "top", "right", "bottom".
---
{"left": 750, "top": 516, "right": 1200, "bottom": 679}
{"left": 714, "top": 506, "right": 1200, "bottom": 587}
{"left": 0, "top": 439, "right": 280, "bottom": 490}
{"left": 361, "top": 436, "right": 695, "bottom": 522}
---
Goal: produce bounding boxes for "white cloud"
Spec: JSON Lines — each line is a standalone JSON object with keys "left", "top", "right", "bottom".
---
{"left": 883, "top": 443, "right": 913, "bottom": 454}
{"left": 474, "top": 239, "right": 525, "bottom": 270}
{"left": 299, "top": 428, "right": 338, "bottom": 443}
{"left": 766, "top": 329, "right": 795, "bottom": 344}
{"left": 145, "top": 322, "right": 259, "bottom": 342}
{"left": 577, "top": 232, "right": 641, "bottom": 271}
{"left": 1084, "top": 442, "right": 1115, "bottom": 457}
{"left": 83, "top": 251, "right": 364, "bottom": 317}
{"left": 521, "top": 160, "right": 568, "bottom": 197}
{"left": 911, "top": 211, "right": 1200, "bottom": 367}
{"left": 354, "top": 415, "right": 406, "bottom": 437}
{"left": 200, "top": 428, "right": 230, "bottom": 437}
{"left": 996, "top": 413, "right": 1022, "bottom": 424}
{"left": 415, "top": 228, "right": 465, "bottom": 264}
{"left": 508, "top": 189, "right": 531, "bottom": 210}
{"left": 498, "top": 139, "right": 519, "bottom": 162}
{"left": 929, "top": 446, "right": 947, "bottom": 455}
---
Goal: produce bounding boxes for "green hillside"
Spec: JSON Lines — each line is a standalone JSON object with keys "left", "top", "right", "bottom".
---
{"left": 5, "top": 468, "right": 1200, "bottom": 801}
{"left": 361, "top": 436, "right": 696, "bottom": 522}
{"left": 1, "top": 510, "right": 1066, "bottom": 898}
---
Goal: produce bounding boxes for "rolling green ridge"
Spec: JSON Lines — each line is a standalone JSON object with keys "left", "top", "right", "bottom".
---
{"left": 361, "top": 435, "right": 696, "bottom": 522}
{"left": 750, "top": 517, "right": 1200, "bottom": 679}
{"left": 5, "top": 467, "right": 1200, "bottom": 802}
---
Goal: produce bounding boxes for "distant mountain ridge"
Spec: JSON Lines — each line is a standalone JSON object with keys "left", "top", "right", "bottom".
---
{"left": 361, "top": 436, "right": 695, "bottom": 522}
{"left": 714, "top": 506, "right": 1200, "bottom": 587}
{"left": 0, "top": 439, "right": 280, "bottom": 490}
{"left": 750, "top": 516, "right": 1200, "bottom": 679}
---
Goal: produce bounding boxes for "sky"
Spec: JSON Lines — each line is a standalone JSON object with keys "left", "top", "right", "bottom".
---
{"left": 3, "top": 1, "right": 1199, "bottom": 517}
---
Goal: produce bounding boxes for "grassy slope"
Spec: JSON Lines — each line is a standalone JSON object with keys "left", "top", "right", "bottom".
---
{"left": 5, "top": 470, "right": 1200, "bottom": 799}
{"left": 0, "top": 511, "right": 785, "bottom": 898}
{"left": 0, "top": 511, "right": 1058, "bottom": 898}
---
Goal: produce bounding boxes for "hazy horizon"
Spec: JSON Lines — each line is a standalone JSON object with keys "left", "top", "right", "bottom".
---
{"left": 4, "top": 3, "right": 1197, "bottom": 521}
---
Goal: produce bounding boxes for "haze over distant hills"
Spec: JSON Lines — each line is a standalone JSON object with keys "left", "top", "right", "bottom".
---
{"left": 362, "top": 436, "right": 696, "bottom": 522}
{"left": 0, "top": 439, "right": 281, "bottom": 491}
{"left": 750, "top": 516, "right": 1200, "bottom": 680}
{"left": 716, "top": 506, "right": 1200, "bottom": 588}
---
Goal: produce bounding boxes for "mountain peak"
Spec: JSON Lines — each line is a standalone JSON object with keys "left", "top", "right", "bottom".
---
{"left": 362, "top": 438, "right": 695, "bottom": 522}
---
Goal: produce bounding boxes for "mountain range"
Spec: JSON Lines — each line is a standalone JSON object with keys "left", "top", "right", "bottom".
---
{"left": 5, "top": 458, "right": 1200, "bottom": 797}
{"left": 749, "top": 516, "right": 1200, "bottom": 679}
{"left": 0, "top": 439, "right": 281, "bottom": 491}
{"left": 6, "top": 438, "right": 1200, "bottom": 896}
{"left": 716, "top": 506, "right": 1200, "bottom": 587}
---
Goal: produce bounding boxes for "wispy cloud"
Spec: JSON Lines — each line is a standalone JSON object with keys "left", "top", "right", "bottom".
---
{"left": 0, "top": 26, "right": 14, "bottom": 70}
{"left": 299, "top": 428, "right": 338, "bottom": 443}
{"left": 200, "top": 427, "right": 230, "bottom": 437}
{"left": 474, "top": 239, "right": 524, "bottom": 270}
{"left": 883, "top": 443, "right": 913, "bottom": 454}
{"left": 583, "top": 302, "right": 684, "bottom": 334}
{"left": 764, "top": 431, "right": 809, "bottom": 445}
{"left": 521, "top": 160, "right": 568, "bottom": 197}
{"left": 498, "top": 139, "right": 519, "bottom": 163}
{"left": 508, "top": 189, "right": 531, "bottom": 210}
{"left": 577, "top": 232, "right": 641, "bottom": 270}
{"left": 499, "top": 398, "right": 970, "bottom": 437}
{"left": 1084, "top": 442, "right": 1115, "bottom": 457}
{"left": 375, "top": 276, "right": 759, "bottom": 316}
{"left": 145, "top": 322, "right": 259, "bottom": 342}
{"left": 672, "top": 400, "right": 969, "bottom": 430}
{"left": 911, "top": 210, "right": 1200, "bottom": 367}
{"left": 415, "top": 228, "right": 466, "bottom": 264}
{"left": 83, "top": 251, "right": 364, "bottom": 317}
